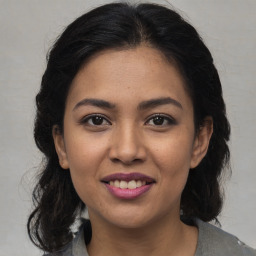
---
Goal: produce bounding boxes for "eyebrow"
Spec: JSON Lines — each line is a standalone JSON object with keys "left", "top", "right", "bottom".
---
{"left": 138, "top": 97, "right": 183, "bottom": 110}
{"left": 73, "top": 98, "right": 116, "bottom": 111}
{"left": 73, "top": 97, "right": 182, "bottom": 111}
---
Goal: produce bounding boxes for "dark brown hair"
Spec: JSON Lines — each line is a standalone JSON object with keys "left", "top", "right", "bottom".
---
{"left": 28, "top": 2, "right": 230, "bottom": 253}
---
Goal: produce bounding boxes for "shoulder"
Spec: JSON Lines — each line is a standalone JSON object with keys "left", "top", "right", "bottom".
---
{"left": 43, "top": 220, "right": 90, "bottom": 256}
{"left": 195, "top": 218, "right": 256, "bottom": 256}
{"left": 42, "top": 243, "right": 73, "bottom": 256}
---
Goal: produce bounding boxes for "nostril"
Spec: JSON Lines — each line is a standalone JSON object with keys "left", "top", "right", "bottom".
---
{"left": 108, "top": 137, "right": 147, "bottom": 164}
{"left": 110, "top": 157, "right": 143, "bottom": 165}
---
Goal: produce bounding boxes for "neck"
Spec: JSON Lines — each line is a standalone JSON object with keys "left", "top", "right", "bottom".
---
{"left": 87, "top": 211, "right": 198, "bottom": 256}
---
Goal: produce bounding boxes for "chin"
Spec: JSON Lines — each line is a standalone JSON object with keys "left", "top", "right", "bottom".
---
{"left": 88, "top": 205, "right": 155, "bottom": 230}
{"left": 108, "top": 215, "right": 153, "bottom": 229}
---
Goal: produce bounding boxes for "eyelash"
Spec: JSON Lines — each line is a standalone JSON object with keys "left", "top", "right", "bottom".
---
{"left": 145, "top": 114, "right": 176, "bottom": 126}
{"left": 80, "top": 114, "right": 111, "bottom": 126}
{"left": 79, "top": 113, "right": 176, "bottom": 127}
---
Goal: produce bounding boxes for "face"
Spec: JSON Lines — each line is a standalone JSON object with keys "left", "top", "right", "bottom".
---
{"left": 53, "top": 46, "right": 212, "bottom": 229}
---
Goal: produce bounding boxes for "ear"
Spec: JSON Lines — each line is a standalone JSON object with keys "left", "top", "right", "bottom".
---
{"left": 190, "top": 116, "right": 213, "bottom": 169}
{"left": 52, "top": 125, "right": 69, "bottom": 169}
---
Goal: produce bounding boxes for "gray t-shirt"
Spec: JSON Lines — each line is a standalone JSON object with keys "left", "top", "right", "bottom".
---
{"left": 45, "top": 218, "right": 256, "bottom": 256}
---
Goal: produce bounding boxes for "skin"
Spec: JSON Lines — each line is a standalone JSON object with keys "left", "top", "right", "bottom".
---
{"left": 53, "top": 45, "right": 213, "bottom": 256}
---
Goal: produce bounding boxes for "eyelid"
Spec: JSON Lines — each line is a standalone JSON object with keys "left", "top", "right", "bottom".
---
{"left": 78, "top": 113, "right": 176, "bottom": 127}
{"left": 79, "top": 113, "right": 112, "bottom": 125}
{"left": 145, "top": 113, "right": 177, "bottom": 126}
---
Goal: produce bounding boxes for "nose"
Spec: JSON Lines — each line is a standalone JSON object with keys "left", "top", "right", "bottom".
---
{"left": 108, "top": 124, "right": 147, "bottom": 165}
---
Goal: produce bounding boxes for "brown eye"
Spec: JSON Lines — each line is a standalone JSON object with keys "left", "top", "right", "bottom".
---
{"left": 152, "top": 116, "right": 165, "bottom": 125}
{"left": 146, "top": 114, "right": 176, "bottom": 126}
{"left": 81, "top": 114, "right": 111, "bottom": 126}
{"left": 90, "top": 116, "right": 104, "bottom": 125}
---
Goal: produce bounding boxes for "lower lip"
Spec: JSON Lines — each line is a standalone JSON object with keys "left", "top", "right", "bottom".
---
{"left": 104, "top": 183, "right": 153, "bottom": 199}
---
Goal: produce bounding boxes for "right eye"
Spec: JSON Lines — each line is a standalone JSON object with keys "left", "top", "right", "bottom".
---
{"left": 80, "top": 114, "right": 111, "bottom": 126}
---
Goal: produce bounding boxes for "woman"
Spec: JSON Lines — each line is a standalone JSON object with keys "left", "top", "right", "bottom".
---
{"left": 27, "top": 2, "right": 256, "bottom": 255}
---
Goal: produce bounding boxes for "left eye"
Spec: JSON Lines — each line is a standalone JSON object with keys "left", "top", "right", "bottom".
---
{"left": 146, "top": 115, "right": 175, "bottom": 126}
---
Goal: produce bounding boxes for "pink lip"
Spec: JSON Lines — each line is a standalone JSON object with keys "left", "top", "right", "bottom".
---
{"left": 101, "top": 172, "right": 155, "bottom": 200}
{"left": 105, "top": 183, "right": 153, "bottom": 199}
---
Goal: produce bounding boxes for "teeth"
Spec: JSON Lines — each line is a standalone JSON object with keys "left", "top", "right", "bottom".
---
{"left": 114, "top": 180, "right": 120, "bottom": 187}
{"left": 128, "top": 180, "right": 137, "bottom": 189}
{"left": 136, "top": 180, "right": 142, "bottom": 187}
{"left": 120, "top": 180, "right": 128, "bottom": 189}
{"left": 109, "top": 179, "right": 149, "bottom": 189}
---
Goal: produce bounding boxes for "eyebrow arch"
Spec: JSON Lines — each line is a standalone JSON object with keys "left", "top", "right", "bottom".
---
{"left": 138, "top": 97, "right": 183, "bottom": 110}
{"left": 73, "top": 98, "right": 116, "bottom": 111}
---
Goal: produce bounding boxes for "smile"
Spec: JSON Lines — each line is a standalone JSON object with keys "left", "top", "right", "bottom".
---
{"left": 101, "top": 173, "right": 155, "bottom": 199}
{"left": 109, "top": 180, "right": 146, "bottom": 189}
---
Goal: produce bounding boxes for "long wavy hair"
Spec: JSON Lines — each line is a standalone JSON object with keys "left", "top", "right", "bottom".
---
{"left": 28, "top": 2, "right": 230, "bottom": 253}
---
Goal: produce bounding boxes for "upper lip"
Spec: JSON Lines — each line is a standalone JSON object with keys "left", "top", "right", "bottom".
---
{"left": 101, "top": 172, "right": 156, "bottom": 183}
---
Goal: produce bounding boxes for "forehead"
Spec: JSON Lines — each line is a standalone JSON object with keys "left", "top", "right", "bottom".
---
{"left": 67, "top": 46, "right": 192, "bottom": 109}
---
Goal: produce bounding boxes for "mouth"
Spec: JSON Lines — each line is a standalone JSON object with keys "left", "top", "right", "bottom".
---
{"left": 101, "top": 173, "right": 155, "bottom": 199}
{"left": 102, "top": 180, "right": 153, "bottom": 189}
{"left": 101, "top": 172, "right": 155, "bottom": 189}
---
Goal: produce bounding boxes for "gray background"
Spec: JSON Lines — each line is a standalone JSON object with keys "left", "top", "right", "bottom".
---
{"left": 0, "top": 0, "right": 255, "bottom": 255}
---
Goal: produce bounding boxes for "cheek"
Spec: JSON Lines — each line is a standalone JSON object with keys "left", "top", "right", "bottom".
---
{"left": 149, "top": 129, "right": 194, "bottom": 187}
{"left": 152, "top": 132, "right": 194, "bottom": 169}
{"left": 65, "top": 136, "right": 109, "bottom": 205}
{"left": 155, "top": 148, "right": 191, "bottom": 191}
{"left": 65, "top": 132, "right": 109, "bottom": 179}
